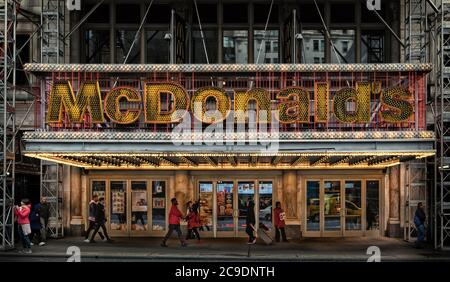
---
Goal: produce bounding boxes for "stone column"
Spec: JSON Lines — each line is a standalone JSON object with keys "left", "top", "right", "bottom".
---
{"left": 388, "top": 165, "right": 401, "bottom": 237}
{"left": 174, "top": 171, "right": 189, "bottom": 213}
{"left": 70, "top": 167, "right": 83, "bottom": 236}
{"left": 283, "top": 171, "right": 298, "bottom": 219}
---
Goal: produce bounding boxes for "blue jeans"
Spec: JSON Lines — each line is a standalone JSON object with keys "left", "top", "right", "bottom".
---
{"left": 18, "top": 225, "right": 32, "bottom": 249}
{"left": 416, "top": 224, "right": 425, "bottom": 245}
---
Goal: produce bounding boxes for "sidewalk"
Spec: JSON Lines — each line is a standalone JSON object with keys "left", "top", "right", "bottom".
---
{"left": 1, "top": 236, "right": 449, "bottom": 262}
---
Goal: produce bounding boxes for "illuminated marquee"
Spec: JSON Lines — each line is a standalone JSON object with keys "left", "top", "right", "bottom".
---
{"left": 47, "top": 80, "right": 414, "bottom": 125}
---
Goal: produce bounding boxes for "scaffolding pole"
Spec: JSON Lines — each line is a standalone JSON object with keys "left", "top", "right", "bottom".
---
{"left": 0, "top": 0, "right": 17, "bottom": 250}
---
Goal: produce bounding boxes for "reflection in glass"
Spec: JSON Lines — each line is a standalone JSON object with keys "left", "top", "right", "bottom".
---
{"left": 345, "top": 181, "right": 362, "bottom": 230}
{"left": 110, "top": 181, "right": 127, "bottom": 231}
{"left": 193, "top": 30, "right": 218, "bottom": 63}
{"left": 324, "top": 181, "right": 341, "bottom": 231}
{"left": 115, "top": 30, "right": 140, "bottom": 63}
{"left": 223, "top": 30, "right": 248, "bottom": 63}
{"left": 85, "top": 30, "right": 110, "bottom": 63}
{"left": 146, "top": 30, "right": 169, "bottom": 63}
{"left": 258, "top": 181, "right": 273, "bottom": 229}
{"left": 198, "top": 182, "right": 213, "bottom": 231}
{"left": 152, "top": 181, "right": 166, "bottom": 231}
{"left": 254, "top": 30, "right": 279, "bottom": 64}
{"left": 331, "top": 29, "right": 355, "bottom": 63}
{"left": 237, "top": 182, "right": 255, "bottom": 231}
{"left": 306, "top": 181, "right": 320, "bottom": 231}
{"left": 131, "top": 181, "right": 148, "bottom": 231}
{"left": 361, "top": 32, "right": 384, "bottom": 63}
{"left": 217, "top": 181, "right": 234, "bottom": 232}
{"left": 366, "top": 181, "right": 380, "bottom": 230}
{"left": 92, "top": 181, "right": 106, "bottom": 199}
{"left": 301, "top": 30, "right": 325, "bottom": 64}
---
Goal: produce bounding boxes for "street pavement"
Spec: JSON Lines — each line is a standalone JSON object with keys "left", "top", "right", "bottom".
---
{"left": 0, "top": 236, "right": 449, "bottom": 262}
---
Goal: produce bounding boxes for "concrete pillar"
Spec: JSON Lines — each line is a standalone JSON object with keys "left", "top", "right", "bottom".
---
{"left": 69, "top": 167, "right": 83, "bottom": 236}
{"left": 62, "top": 165, "right": 71, "bottom": 233}
{"left": 283, "top": 170, "right": 298, "bottom": 219}
{"left": 388, "top": 165, "right": 401, "bottom": 237}
{"left": 174, "top": 171, "right": 189, "bottom": 214}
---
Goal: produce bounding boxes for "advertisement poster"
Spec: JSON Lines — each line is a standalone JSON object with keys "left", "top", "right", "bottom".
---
{"left": 153, "top": 197, "right": 165, "bottom": 209}
{"left": 112, "top": 191, "right": 125, "bottom": 214}
{"left": 132, "top": 191, "right": 147, "bottom": 212}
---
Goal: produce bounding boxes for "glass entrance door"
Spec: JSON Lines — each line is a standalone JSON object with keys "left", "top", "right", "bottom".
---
{"left": 216, "top": 181, "right": 235, "bottom": 236}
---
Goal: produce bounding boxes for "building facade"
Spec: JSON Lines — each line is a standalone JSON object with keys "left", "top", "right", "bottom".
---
{"left": 12, "top": 0, "right": 435, "bottom": 240}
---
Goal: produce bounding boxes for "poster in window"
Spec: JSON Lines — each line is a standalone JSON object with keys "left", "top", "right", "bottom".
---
{"left": 153, "top": 198, "right": 165, "bottom": 209}
{"left": 132, "top": 191, "right": 147, "bottom": 212}
{"left": 112, "top": 191, "right": 125, "bottom": 214}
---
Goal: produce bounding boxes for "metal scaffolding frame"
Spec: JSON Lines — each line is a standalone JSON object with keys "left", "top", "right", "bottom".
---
{"left": 39, "top": 0, "right": 65, "bottom": 238}
{"left": 0, "top": 0, "right": 17, "bottom": 250}
{"left": 405, "top": 0, "right": 428, "bottom": 62}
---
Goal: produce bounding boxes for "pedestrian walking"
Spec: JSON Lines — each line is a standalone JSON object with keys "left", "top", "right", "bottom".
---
{"left": 414, "top": 202, "right": 426, "bottom": 249}
{"left": 36, "top": 197, "right": 50, "bottom": 246}
{"left": 186, "top": 200, "right": 201, "bottom": 242}
{"left": 90, "top": 197, "right": 113, "bottom": 243}
{"left": 161, "top": 198, "right": 187, "bottom": 247}
{"left": 273, "top": 201, "right": 288, "bottom": 242}
{"left": 14, "top": 199, "right": 32, "bottom": 254}
{"left": 29, "top": 204, "right": 42, "bottom": 245}
{"left": 84, "top": 195, "right": 103, "bottom": 243}
{"left": 245, "top": 200, "right": 256, "bottom": 244}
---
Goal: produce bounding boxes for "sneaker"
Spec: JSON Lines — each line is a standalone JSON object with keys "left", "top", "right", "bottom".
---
{"left": 102, "top": 238, "right": 108, "bottom": 242}
{"left": 250, "top": 238, "right": 257, "bottom": 244}
{"left": 23, "top": 249, "right": 32, "bottom": 254}
{"left": 30, "top": 242, "right": 34, "bottom": 246}
{"left": 83, "top": 239, "right": 90, "bottom": 243}
{"left": 160, "top": 242, "right": 168, "bottom": 247}
{"left": 38, "top": 242, "right": 46, "bottom": 246}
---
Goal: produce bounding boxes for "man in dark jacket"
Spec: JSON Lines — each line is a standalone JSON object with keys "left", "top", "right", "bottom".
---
{"left": 84, "top": 195, "right": 99, "bottom": 243}
{"left": 246, "top": 200, "right": 256, "bottom": 244}
{"left": 90, "top": 197, "right": 112, "bottom": 243}
{"left": 414, "top": 202, "right": 426, "bottom": 248}
{"left": 36, "top": 197, "right": 50, "bottom": 246}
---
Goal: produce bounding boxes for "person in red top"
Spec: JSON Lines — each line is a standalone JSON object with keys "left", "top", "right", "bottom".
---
{"left": 14, "top": 199, "right": 33, "bottom": 253}
{"left": 161, "top": 198, "right": 187, "bottom": 247}
{"left": 273, "top": 201, "right": 288, "bottom": 242}
{"left": 185, "top": 200, "right": 201, "bottom": 242}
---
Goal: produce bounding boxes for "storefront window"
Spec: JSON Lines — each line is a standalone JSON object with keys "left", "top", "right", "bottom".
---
{"left": 361, "top": 32, "right": 384, "bottom": 63}
{"left": 115, "top": 30, "right": 140, "bottom": 63}
{"left": 331, "top": 29, "right": 355, "bottom": 63}
{"left": 146, "top": 30, "right": 169, "bottom": 63}
{"left": 223, "top": 30, "right": 248, "bottom": 64}
{"left": 237, "top": 181, "right": 255, "bottom": 231}
{"left": 345, "top": 181, "right": 362, "bottom": 231}
{"left": 131, "top": 181, "right": 148, "bottom": 231}
{"left": 324, "top": 181, "right": 341, "bottom": 231}
{"left": 254, "top": 30, "right": 279, "bottom": 64}
{"left": 199, "top": 182, "right": 213, "bottom": 231}
{"left": 85, "top": 30, "right": 110, "bottom": 63}
{"left": 110, "top": 181, "right": 127, "bottom": 232}
{"left": 366, "top": 180, "right": 380, "bottom": 230}
{"left": 193, "top": 30, "right": 218, "bottom": 63}
{"left": 217, "top": 181, "right": 234, "bottom": 232}
{"left": 302, "top": 30, "right": 325, "bottom": 64}
{"left": 152, "top": 181, "right": 166, "bottom": 231}
{"left": 91, "top": 180, "right": 106, "bottom": 199}
{"left": 306, "top": 181, "right": 320, "bottom": 231}
{"left": 258, "top": 181, "right": 273, "bottom": 229}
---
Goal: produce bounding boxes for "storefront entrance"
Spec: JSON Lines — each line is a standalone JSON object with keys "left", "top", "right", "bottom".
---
{"left": 303, "top": 177, "right": 381, "bottom": 237}
{"left": 197, "top": 180, "right": 273, "bottom": 238}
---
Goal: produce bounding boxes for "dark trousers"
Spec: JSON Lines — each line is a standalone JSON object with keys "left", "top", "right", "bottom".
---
{"left": 91, "top": 222, "right": 109, "bottom": 241}
{"left": 246, "top": 225, "right": 255, "bottom": 242}
{"left": 85, "top": 221, "right": 103, "bottom": 239}
{"left": 29, "top": 229, "right": 41, "bottom": 243}
{"left": 275, "top": 227, "right": 287, "bottom": 242}
{"left": 163, "top": 224, "right": 185, "bottom": 244}
{"left": 186, "top": 227, "right": 200, "bottom": 240}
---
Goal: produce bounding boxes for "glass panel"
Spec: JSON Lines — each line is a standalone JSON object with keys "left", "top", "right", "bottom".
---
{"left": 198, "top": 182, "right": 213, "bottom": 231}
{"left": 258, "top": 181, "right": 273, "bottom": 229}
{"left": 345, "top": 181, "right": 362, "bottom": 230}
{"left": 217, "top": 181, "right": 234, "bottom": 232}
{"left": 223, "top": 30, "right": 248, "bottom": 64}
{"left": 302, "top": 30, "right": 325, "bottom": 64}
{"left": 116, "top": 4, "right": 140, "bottom": 24}
{"left": 331, "top": 29, "right": 355, "bottom": 63}
{"left": 324, "top": 181, "right": 341, "bottom": 231}
{"left": 91, "top": 180, "right": 106, "bottom": 199}
{"left": 146, "top": 30, "right": 169, "bottom": 63}
{"left": 237, "top": 181, "right": 255, "bottom": 231}
{"left": 330, "top": 4, "right": 355, "bottom": 23}
{"left": 366, "top": 180, "right": 380, "bottom": 231}
{"left": 193, "top": 30, "right": 218, "bottom": 63}
{"left": 85, "top": 4, "right": 109, "bottom": 23}
{"left": 152, "top": 181, "right": 166, "bottom": 231}
{"left": 115, "top": 30, "right": 140, "bottom": 63}
{"left": 306, "top": 181, "right": 320, "bottom": 231}
{"left": 254, "top": 30, "right": 279, "bottom": 64}
{"left": 110, "top": 181, "right": 127, "bottom": 231}
{"left": 131, "top": 181, "right": 148, "bottom": 231}
{"left": 85, "top": 30, "right": 110, "bottom": 63}
{"left": 361, "top": 32, "right": 384, "bottom": 63}
{"left": 223, "top": 4, "right": 248, "bottom": 23}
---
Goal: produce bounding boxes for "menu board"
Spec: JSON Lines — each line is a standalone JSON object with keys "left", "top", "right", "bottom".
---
{"left": 112, "top": 191, "right": 125, "bottom": 214}
{"left": 199, "top": 182, "right": 213, "bottom": 228}
{"left": 217, "top": 183, "right": 233, "bottom": 216}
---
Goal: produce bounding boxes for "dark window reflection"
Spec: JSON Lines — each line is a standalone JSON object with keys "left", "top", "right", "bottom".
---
{"left": 223, "top": 30, "right": 248, "bottom": 64}
{"left": 115, "top": 30, "right": 140, "bottom": 63}
{"left": 193, "top": 30, "right": 217, "bottom": 63}
{"left": 361, "top": 32, "right": 384, "bottom": 63}
{"left": 85, "top": 30, "right": 110, "bottom": 63}
{"left": 146, "top": 30, "right": 169, "bottom": 63}
{"left": 366, "top": 180, "right": 380, "bottom": 231}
